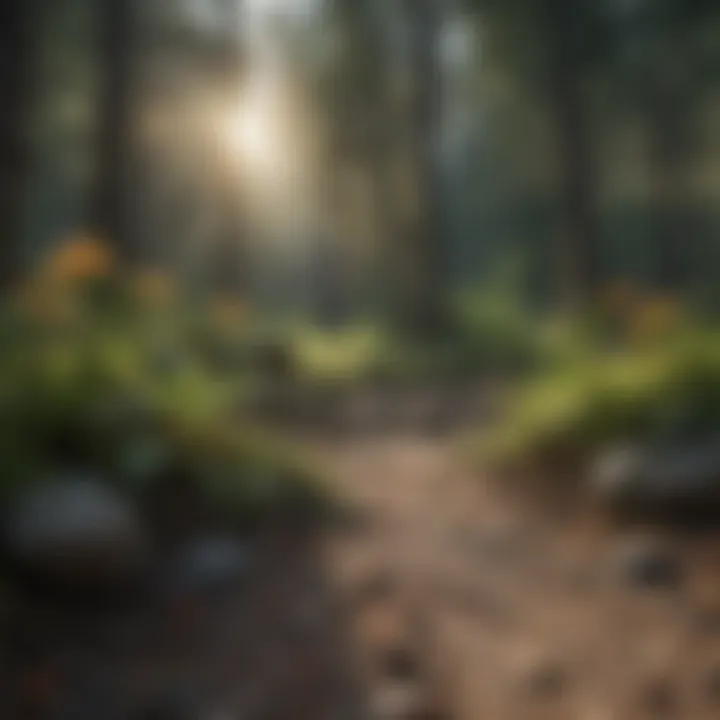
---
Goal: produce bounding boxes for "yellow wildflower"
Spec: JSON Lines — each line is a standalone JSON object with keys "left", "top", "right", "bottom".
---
{"left": 42, "top": 234, "right": 116, "bottom": 285}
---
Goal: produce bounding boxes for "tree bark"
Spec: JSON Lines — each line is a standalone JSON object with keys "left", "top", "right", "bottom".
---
{"left": 400, "top": 0, "right": 449, "bottom": 338}
{"left": 0, "top": 0, "right": 37, "bottom": 287}
{"left": 643, "top": 76, "right": 694, "bottom": 293}
{"left": 93, "top": 0, "right": 137, "bottom": 259}
{"left": 542, "top": 0, "right": 600, "bottom": 312}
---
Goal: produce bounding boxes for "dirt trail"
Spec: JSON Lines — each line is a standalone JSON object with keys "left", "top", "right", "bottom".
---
{"left": 7, "top": 418, "right": 720, "bottom": 719}
{"left": 316, "top": 433, "right": 720, "bottom": 720}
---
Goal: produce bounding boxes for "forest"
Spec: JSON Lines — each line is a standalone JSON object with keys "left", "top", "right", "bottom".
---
{"left": 4, "top": 1, "right": 720, "bottom": 718}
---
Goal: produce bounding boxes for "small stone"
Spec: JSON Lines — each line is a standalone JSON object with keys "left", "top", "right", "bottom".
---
{"left": 524, "top": 660, "right": 567, "bottom": 699}
{"left": 381, "top": 647, "right": 422, "bottom": 683}
{"left": 641, "top": 676, "right": 677, "bottom": 716}
{"left": 613, "top": 537, "right": 682, "bottom": 590}
{"left": 511, "top": 646, "right": 568, "bottom": 701}
{"left": 165, "top": 536, "right": 253, "bottom": 597}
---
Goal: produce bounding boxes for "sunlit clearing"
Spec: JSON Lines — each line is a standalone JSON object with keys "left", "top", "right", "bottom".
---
{"left": 232, "top": 93, "right": 286, "bottom": 181}
{"left": 227, "top": 70, "right": 305, "bottom": 196}
{"left": 222, "top": 67, "right": 321, "bottom": 244}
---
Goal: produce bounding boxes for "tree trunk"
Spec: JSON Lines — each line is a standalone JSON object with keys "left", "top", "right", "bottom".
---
{"left": 542, "top": 0, "right": 600, "bottom": 312}
{"left": 400, "top": 0, "right": 449, "bottom": 338}
{"left": 643, "top": 77, "right": 694, "bottom": 293}
{"left": 93, "top": 0, "right": 137, "bottom": 259}
{"left": 0, "top": 0, "right": 37, "bottom": 287}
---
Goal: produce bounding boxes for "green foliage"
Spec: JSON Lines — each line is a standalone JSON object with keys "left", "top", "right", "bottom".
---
{"left": 287, "top": 280, "right": 545, "bottom": 388}
{"left": 0, "top": 245, "right": 328, "bottom": 525}
{"left": 472, "top": 328, "right": 720, "bottom": 478}
{"left": 451, "top": 281, "right": 545, "bottom": 375}
{"left": 293, "top": 324, "right": 389, "bottom": 386}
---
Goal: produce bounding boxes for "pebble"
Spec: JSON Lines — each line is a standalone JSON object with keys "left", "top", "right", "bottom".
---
{"left": 641, "top": 675, "right": 677, "bottom": 716}
{"left": 612, "top": 537, "right": 683, "bottom": 590}
{"left": 383, "top": 647, "right": 421, "bottom": 682}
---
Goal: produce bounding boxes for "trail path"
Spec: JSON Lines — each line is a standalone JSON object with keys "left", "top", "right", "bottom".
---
{"left": 315, "top": 430, "right": 720, "bottom": 719}
{"left": 6, "top": 397, "right": 720, "bottom": 719}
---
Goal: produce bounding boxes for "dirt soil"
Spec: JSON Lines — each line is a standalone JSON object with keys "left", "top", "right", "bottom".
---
{"left": 317, "top": 433, "right": 720, "bottom": 720}
{"left": 5, "top": 397, "right": 720, "bottom": 719}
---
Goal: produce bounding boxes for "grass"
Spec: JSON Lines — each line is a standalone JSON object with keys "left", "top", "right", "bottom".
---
{"left": 468, "top": 327, "right": 720, "bottom": 482}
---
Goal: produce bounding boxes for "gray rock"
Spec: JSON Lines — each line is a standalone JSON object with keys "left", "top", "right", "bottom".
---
{"left": 592, "top": 445, "right": 647, "bottom": 497}
{"left": 612, "top": 536, "right": 682, "bottom": 590}
{"left": 4, "top": 477, "right": 146, "bottom": 586}
{"left": 591, "top": 442, "right": 720, "bottom": 521}
{"left": 165, "top": 536, "right": 253, "bottom": 597}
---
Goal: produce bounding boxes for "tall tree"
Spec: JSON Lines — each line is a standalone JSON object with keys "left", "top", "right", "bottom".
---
{"left": 540, "top": 0, "right": 600, "bottom": 310}
{"left": 468, "top": 0, "right": 607, "bottom": 311}
{"left": 323, "top": 0, "right": 450, "bottom": 334}
{"left": 93, "top": 0, "right": 137, "bottom": 258}
{"left": 0, "top": 0, "right": 38, "bottom": 286}
{"left": 316, "top": 0, "right": 398, "bottom": 321}
{"left": 608, "top": 0, "right": 719, "bottom": 292}
{"left": 400, "top": 0, "right": 449, "bottom": 336}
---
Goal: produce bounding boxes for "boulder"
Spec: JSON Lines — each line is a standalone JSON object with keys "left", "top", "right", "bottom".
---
{"left": 591, "top": 442, "right": 720, "bottom": 523}
{"left": 4, "top": 477, "right": 147, "bottom": 589}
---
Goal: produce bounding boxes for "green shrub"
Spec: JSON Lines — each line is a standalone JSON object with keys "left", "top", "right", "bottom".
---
{"left": 451, "top": 285, "right": 545, "bottom": 375}
{"left": 470, "top": 330, "right": 720, "bottom": 479}
{"left": 288, "top": 291, "right": 545, "bottom": 389}
{"left": 0, "top": 239, "right": 329, "bottom": 525}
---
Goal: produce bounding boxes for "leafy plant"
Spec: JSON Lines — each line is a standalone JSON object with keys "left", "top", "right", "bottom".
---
{"left": 471, "top": 328, "right": 720, "bottom": 480}
{"left": 0, "top": 237, "right": 329, "bottom": 525}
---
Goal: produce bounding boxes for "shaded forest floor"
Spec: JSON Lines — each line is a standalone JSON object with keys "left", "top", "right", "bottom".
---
{"left": 7, "top": 388, "right": 720, "bottom": 719}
